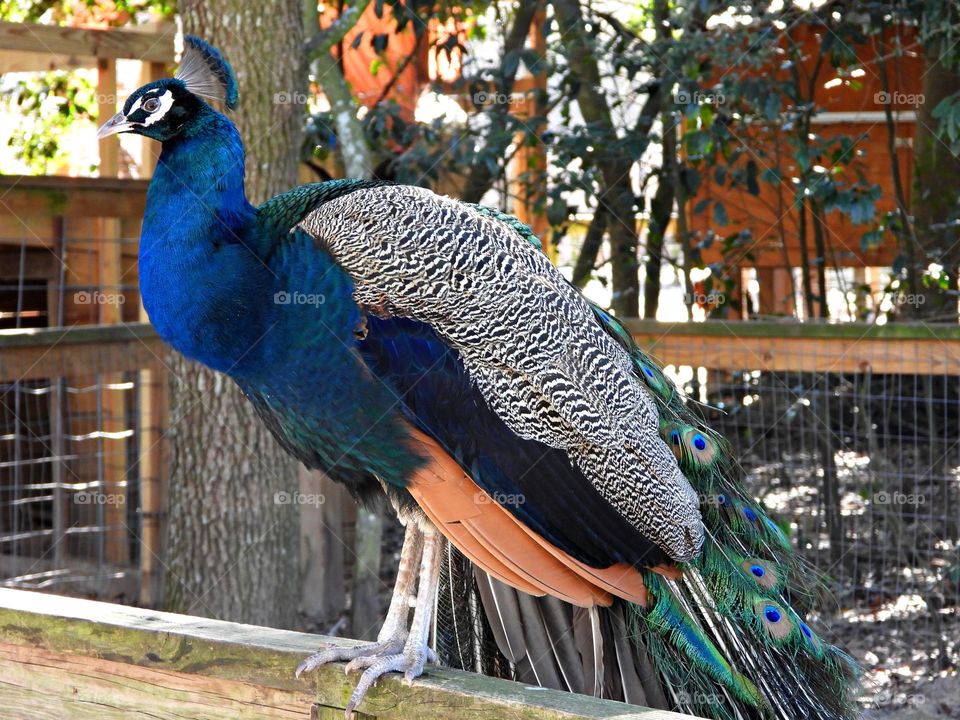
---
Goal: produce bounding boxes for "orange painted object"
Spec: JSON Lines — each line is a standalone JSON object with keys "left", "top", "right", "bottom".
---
{"left": 688, "top": 25, "right": 923, "bottom": 268}
{"left": 318, "top": 6, "right": 468, "bottom": 122}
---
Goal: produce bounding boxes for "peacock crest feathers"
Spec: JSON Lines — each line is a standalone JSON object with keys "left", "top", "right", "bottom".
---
{"left": 175, "top": 35, "right": 240, "bottom": 110}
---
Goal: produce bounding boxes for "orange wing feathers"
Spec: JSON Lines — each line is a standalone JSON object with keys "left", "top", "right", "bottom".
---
{"left": 404, "top": 427, "right": 652, "bottom": 608}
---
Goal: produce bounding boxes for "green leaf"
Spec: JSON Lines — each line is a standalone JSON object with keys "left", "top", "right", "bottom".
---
{"left": 761, "top": 167, "right": 782, "bottom": 184}
{"left": 763, "top": 93, "right": 781, "bottom": 120}
{"left": 714, "top": 165, "right": 727, "bottom": 186}
{"left": 372, "top": 33, "right": 389, "bottom": 54}
{"left": 746, "top": 160, "right": 760, "bottom": 195}
{"left": 547, "top": 198, "right": 568, "bottom": 226}
{"left": 713, "top": 201, "right": 729, "bottom": 226}
{"left": 860, "top": 229, "right": 882, "bottom": 250}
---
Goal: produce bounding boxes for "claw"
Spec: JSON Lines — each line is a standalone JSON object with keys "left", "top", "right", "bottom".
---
{"left": 345, "top": 647, "right": 430, "bottom": 714}
{"left": 295, "top": 634, "right": 408, "bottom": 678}
{"left": 343, "top": 637, "right": 406, "bottom": 673}
{"left": 296, "top": 527, "right": 443, "bottom": 718}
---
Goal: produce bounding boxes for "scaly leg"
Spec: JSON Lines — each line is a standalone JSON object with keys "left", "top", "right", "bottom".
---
{"left": 343, "top": 528, "right": 443, "bottom": 714}
{"left": 295, "top": 522, "right": 424, "bottom": 676}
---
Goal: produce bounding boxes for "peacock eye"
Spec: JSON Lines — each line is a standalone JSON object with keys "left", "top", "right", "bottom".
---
{"left": 143, "top": 97, "right": 161, "bottom": 112}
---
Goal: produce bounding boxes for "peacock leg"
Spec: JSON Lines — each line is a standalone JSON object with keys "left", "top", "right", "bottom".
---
{"left": 343, "top": 528, "right": 443, "bottom": 714}
{"left": 295, "top": 521, "right": 423, "bottom": 677}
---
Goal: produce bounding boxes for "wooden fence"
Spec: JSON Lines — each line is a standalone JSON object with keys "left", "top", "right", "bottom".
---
{"left": 3, "top": 318, "right": 959, "bottom": 606}
{"left": 624, "top": 317, "right": 960, "bottom": 374}
{"left": 0, "top": 587, "right": 685, "bottom": 719}
{"left": 0, "top": 324, "right": 168, "bottom": 606}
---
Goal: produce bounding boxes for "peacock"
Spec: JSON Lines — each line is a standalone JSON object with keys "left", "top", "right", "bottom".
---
{"left": 99, "top": 36, "right": 859, "bottom": 719}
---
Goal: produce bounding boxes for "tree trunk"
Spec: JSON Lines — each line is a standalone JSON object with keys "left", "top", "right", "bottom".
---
{"left": 460, "top": 1, "right": 541, "bottom": 204}
{"left": 163, "top": 0, "right": 305, "bottom": 628}
{"left": 644, "top": 168, "right": 673, "bottom": 319}
{"left": 553, "top": 0, "right": 639, "bottom": 316}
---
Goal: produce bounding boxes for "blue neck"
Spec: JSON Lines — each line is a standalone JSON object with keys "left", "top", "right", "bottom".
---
{"left": 139, "top": 108, "right": 268, "bottom": 373}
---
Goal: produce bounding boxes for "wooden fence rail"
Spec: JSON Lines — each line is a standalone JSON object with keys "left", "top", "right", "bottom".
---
{"left": 624, "top": 318, "right": 960, "bottom": 375}
{"left": 7, "top": 319, "right": 960, "bottom": 378}
{"left": 0, "top": 588, "right": 686, "bottom": 720}
{"left": 3, "top": 319, "right": 958, "bottom": 606}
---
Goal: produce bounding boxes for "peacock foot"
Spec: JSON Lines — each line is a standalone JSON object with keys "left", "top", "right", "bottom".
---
{"left": 343, "top": 639, "right": 440, "bottom": 713}
{"left": 294, "top": 631, "right": 407, "bottom": 677}
{"left": 295, "top": 524, "right": 444, "bottom": 717}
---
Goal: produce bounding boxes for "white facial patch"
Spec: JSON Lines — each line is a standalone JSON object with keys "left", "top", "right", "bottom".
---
{"left": 136, "top": 89, "right": 175, "bottom": 127}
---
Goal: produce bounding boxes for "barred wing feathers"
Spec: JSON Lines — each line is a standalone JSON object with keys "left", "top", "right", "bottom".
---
{"left": 299, "top": 184, "right": 704, "bottom": 566}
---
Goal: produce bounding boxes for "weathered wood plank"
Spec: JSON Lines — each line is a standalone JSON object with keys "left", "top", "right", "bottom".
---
{"left": 0, "top": 21, "right": 175, "bottom": 63}
{"left": 0, "top": 175, "right": 149, "bottom": 220}
{"left": 633, "top": 333, "right": 960, "bottom": 375}
{"left": 0, "top": 324, "right": 167, "bottom": 381}
{"left": 0, "top": 322, "right": 158, "bottom": 348}
{"left": 97, "top": 57, "right": 120, "bottom": 177}
{"left": 137, "top": 365, "right": 170, "bottom": 607}
{"left": 0, "top": 588, "right": 691, "bottom": 720}
{"left": 620, "top": 318, "right": 960, "bottom": 341}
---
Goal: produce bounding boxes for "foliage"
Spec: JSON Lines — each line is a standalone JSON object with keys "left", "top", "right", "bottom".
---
{"left": 3, "top": 71, "right": 97, "bottom": 174}
{"left": 0, "top": 0, "right": 174, "bottom": 25}
{"left": 302, "top": 1, "right": 924, "bottom": 318}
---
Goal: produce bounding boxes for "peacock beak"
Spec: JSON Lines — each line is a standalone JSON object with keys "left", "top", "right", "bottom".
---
{"left": 97, "top": 112, "right": 133, "bottom": 139}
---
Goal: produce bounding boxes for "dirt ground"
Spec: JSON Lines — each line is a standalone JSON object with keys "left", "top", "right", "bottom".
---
{"left": 838, "top": 609, "right": 960, "bottom": 718}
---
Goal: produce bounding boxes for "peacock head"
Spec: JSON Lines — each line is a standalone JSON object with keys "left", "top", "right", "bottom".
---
{"left": 97, "top": 36, "right": 238, "bottom": 143}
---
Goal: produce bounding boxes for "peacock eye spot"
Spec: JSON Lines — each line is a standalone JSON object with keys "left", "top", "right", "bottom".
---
{"left": 716, "top": 494, "right": 727, "bottom": 505}
{"left": 693, "top": 434, "right": 708, "bottom": 451}
{"left": 750, "top": 564, "right": 765, "bottom": 578}
{"left": 743, "top": 507, "right": 758, "bottom": 521}
{"left": 143, "top": 97, "right": 162, "bottom": 112}
{"left": 800, "top": 622, "right": 812, "bottom": 638}
{"left": 643, "top": 366, "right": 654, "bottom": 379}
{"left": 669, "top": 430, "right": 681, "bottom": 445}
{"left": 764, "top": 606, "right": 782, "bottom": 623}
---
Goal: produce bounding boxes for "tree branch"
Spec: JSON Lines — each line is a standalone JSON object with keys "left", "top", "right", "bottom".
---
{"left": 305, "top": 0, "right": 373, "bottom": 58}
{"left": 460, "top": 1, "right": 541, "bottom": 203}
{"left": 304, "top": 0, "right": 374, "bottom": 177}
{"left": 553, "top": 0, "right": 640, "bottom": 314}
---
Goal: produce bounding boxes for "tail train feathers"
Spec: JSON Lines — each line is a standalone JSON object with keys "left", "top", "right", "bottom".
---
{"left": 428, "top": 210, "right": 860, "bottom": 718}
{"left": 462, "top": 568, "right": 672, "bottom": 711}
{"left": 600, "top": 309, "right": 859, "bottom": 718}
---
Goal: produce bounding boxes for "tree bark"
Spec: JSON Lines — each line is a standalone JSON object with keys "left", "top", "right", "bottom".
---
{"left": 164, "top": 0, "right": 305, "bottom": 628}
{"left": 571, "top": 205, "right": 607, "bottom": 288}
{"left": 553, "top": 0, "right": 639, "bottom": 315}
{"left": 644, "top": 168, "right": 674, "bottom": 319}
{"left": 306, "top": 0, "right": 375, "bottom": 179}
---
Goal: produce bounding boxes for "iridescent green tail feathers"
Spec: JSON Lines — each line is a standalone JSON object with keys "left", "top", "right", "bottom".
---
{"left": 598, "top": 310, "right": 860, "bottom": 719}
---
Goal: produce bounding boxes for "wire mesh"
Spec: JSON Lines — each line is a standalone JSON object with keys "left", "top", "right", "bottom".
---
{"left": 1, "top": 215, "right": 145, "bottom": 602}
{"left": 660, "top": 338, "right": 960, "bottom": 707}
{"left": 0, "top": 373, "right": 143, "bottom": 601}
